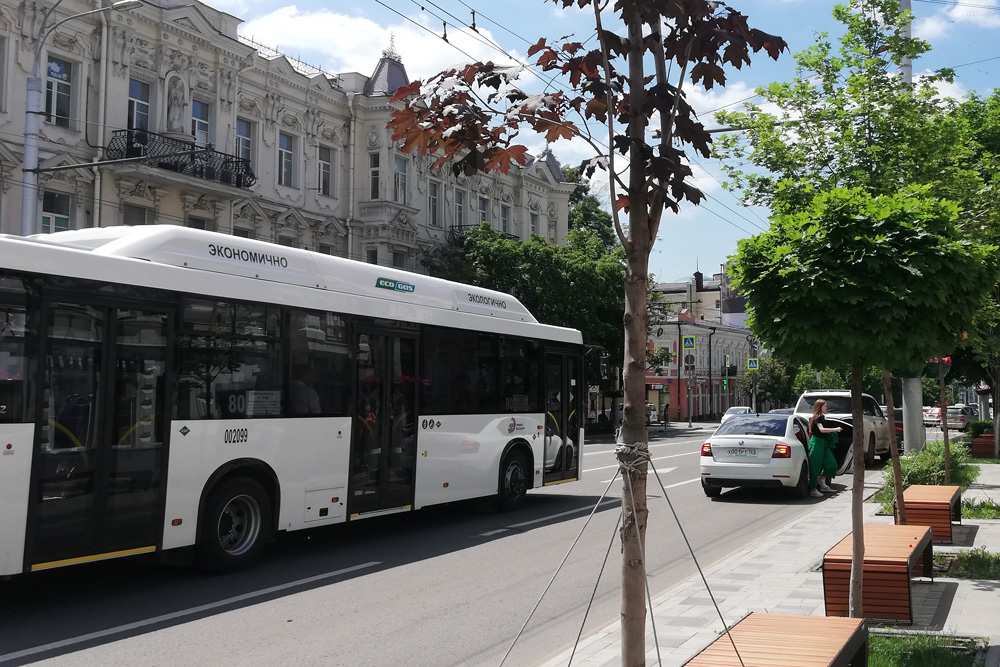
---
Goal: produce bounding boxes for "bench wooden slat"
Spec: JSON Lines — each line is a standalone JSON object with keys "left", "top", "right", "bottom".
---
{"left": 685, "top": 612, "right": 867, "bottom": 667}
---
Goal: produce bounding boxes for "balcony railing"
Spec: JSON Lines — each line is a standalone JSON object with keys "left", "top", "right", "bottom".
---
{"left": 105, "top": 129, "right": 256, "bottom": 189}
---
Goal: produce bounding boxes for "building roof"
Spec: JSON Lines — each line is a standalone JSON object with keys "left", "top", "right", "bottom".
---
{"left": 364, "top": 43, "right": 409, "bottom": 96}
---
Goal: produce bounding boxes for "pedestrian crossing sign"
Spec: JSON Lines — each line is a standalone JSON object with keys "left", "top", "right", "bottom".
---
{"left": 747, "top": 357, "right": 759, "bottom": 370}
{"left": 682, "top": 335, "right": 696, "bottom": 351}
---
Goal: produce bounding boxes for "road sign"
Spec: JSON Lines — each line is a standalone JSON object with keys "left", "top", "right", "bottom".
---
{"left": 747, "top": 357, "right": 759, "bottom": 370}
{"left": 724, "top": 353, "right": 731, "bottom": 366}
{"left": 682, "top": 335, "right": 696, "bottom": 351}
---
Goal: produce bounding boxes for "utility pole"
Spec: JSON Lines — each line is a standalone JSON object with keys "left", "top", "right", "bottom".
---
{"left": 898, "top": 0, "right": 926, "bottom": 452}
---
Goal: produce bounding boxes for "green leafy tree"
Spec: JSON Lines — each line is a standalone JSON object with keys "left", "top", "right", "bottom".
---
{"left": 720, "top": 0, "right": 995, "bottom": 617}
{"left": 792, "top": 364, "right": 847, "bottom": 397}
{"left": 734, "top": 186, "right": 995, "bottom": 616}
{"left": 741, "top": 356, "right": 795, "bottom": 408}
{"left": 562, "top": 165, "right": 617, "bottom": 250}
{"left": 423, "top": 225, "right": 625, "bottom": 361}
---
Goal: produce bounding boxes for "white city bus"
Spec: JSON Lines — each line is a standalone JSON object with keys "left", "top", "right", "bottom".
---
{"left": 0, "top": 226, "right": 583, "bottom": 575}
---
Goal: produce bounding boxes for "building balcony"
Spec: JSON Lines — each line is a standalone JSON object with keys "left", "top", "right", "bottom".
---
{"left": 105, "top": 129, "right": 256, "bottom": 190}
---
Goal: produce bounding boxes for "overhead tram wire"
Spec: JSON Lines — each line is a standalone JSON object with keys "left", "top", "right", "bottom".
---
{"left": 912, "top": 0, "right": 1000, "bottom": 11}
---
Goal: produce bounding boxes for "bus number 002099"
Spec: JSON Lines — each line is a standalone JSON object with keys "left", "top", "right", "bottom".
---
{"left": 224, "top": 428, "right": 249, "bottom": 444}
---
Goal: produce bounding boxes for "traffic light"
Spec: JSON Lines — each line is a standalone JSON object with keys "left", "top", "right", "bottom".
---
{"left": 722, "top": 377, "right": 728, "bottom": 389}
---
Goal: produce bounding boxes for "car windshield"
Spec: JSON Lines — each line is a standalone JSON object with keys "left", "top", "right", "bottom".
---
{"left": 715, "top": 416, "right": 787, "bottom": 436}
{"left": 724, "top": 407, "right": 747, "bottom": 415}
{"left": 796, "top": 396, "right": 852, "bottom": 414}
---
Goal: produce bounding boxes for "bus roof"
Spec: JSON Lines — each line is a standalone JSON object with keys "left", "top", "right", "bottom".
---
{"left": 0, "top": 226, "right": 582, "bottom": 344}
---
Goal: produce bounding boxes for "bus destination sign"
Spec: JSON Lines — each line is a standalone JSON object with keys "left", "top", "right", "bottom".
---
{"left": 375, "top": 277, "right": 416, "bottom": 293}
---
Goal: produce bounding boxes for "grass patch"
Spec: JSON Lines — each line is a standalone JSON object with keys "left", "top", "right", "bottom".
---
{"left": 876, "top": 441, "right": 980, "bottom": 513}
{"left": 963, "top": 497, "right": 1000, "bottom": 520}
{"left": 949, "top": 547, "right": 1000, "bottom": 579}
{"left": 869, "top": 634, "right": 982, "bottom": 667}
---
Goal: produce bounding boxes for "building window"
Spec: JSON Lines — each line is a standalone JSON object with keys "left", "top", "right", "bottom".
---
{"left": 187, "top": 216, "right": 215, "bottom": 231}
{"left": 45, "top": 56, "right": 72, "bottom": 128}
{"left": 392, "top": 251, "right": 406, "bottom": 269}
{"left": 191, "top": 99, "right": 210, "bottom": 146}
{"left": 530, "top": 211, "right": 539, "bottom": 236}
{"left": 318, "top": 145, "right": 333, "bottom": 197}
{"left": 393, "top": 156, "right": 407, "bottom": 204}
{"left": 235, "top": 117, "right": 253, "bottom": 165}
{"left": 428, "top": 180, "right": 441, "bottom": 227}
{"left": 501, "top": 204, "right": 511, "bottom": 235}
{"left": 233, "top": 227, "right": 252, "bottom": 238}
{"left": 454, "top": 189, "right": 466, "bottom": 228}
{"left": 478, "top": 196, "right": 489, "bottom": 224}
{"left": 122, "top": 204, "right": 150, "bottom": 225}
{"left": 127, "top": 79, "right": 150, "bottom": 132}
{"left": 366, "top": 247, "right": 378, "bottom": 264}
{"left": 278, "top": 132, "right": 295, "bottom": 187}
{"left": 40, "top": 191, "right": 71, "bottom": 233}
{"left": 277, "top": 236, "right": 296, "bottom": 248}
{"left": 318, "top": 243, "right": 334, "bottom": 255}
{"left": 369, "top": 152, "right": 380, "bottom": 199}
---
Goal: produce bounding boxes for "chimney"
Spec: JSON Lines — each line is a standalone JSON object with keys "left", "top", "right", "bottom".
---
{"left": 694, "top": 270, "right": 704, "bottom": 292}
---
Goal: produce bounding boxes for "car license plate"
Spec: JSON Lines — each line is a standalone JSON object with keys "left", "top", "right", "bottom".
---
{"left": 727, "top": 447, "right": 756, "bottom": 457}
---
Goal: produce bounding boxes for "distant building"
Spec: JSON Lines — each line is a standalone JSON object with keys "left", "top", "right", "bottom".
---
{"left": 647, "top": 265, "right": 753, "bottom": 420}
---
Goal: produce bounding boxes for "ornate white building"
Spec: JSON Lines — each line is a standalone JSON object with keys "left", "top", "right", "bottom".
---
{"left": 0, "top": 0, "right": 574, "bottom": 270}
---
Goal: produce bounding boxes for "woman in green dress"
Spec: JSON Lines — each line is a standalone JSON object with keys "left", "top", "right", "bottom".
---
{"left": 808, "top": 399, "right": 841, "bottom": 498}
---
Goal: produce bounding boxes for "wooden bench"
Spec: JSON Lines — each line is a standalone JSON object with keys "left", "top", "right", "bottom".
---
{"left": 684, "top": 612, "right": 868, "bottom": 666}
{"left": 823, "top": 523, "right": 933, "bottom": 624}
{"left": 896, "top": 484, "right": 961, "bottom": 544}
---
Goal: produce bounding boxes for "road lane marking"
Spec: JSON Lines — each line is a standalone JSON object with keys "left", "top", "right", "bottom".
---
{"left": 0, "top": 561, "right": 382, "bottom": 664}
{"left": 584, "top": 451, "right": 697, "bottom": 473}
{"left": 585, "top": 438, "right": 706, "bottom": 454}
{"left": 663, "top": 477, "right": 701, "bottom": 489}
{"left": 504, "top": 499, "right": 620, "bottom": 530}
{"left": 601, "top": 466, "right": 677, "bottom": 483}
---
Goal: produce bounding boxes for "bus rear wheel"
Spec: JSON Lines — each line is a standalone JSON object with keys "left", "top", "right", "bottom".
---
{"left": 497, "top": 450, "right": 529, "bottom": 512}
{"left": 198, "top": 477, "right": 274, "bottom": 572}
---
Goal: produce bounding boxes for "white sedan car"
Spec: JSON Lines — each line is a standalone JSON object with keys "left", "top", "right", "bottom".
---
{"left": 700, "top": 413, "right": 812, "bottom": 498}
{"left": 721, "top": 406, "right": 753, "bottom": 424}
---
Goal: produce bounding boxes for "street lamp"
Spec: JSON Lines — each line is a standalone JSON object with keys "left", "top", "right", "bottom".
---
{"left": 20, "top": 0, "right": 141, "bottom": 237}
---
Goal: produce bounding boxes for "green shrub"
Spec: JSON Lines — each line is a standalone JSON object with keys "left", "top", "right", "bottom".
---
{"left": 950, "top": 547, "right": 1000, "bottom": 579}
{"left": 869, "top": 634, "right": 981, "bottom": 667}
{"left": 877, "top": 440, "right": 980, "bottom": 512}
{"left": 962, "top": 498, "right": 1000, "bottom": 520}
{"left": 969, "top": 420, "right": 993, "bottom": 439}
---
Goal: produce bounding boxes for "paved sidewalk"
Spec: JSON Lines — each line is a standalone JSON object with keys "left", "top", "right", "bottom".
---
{"left": 540, "top": 464, "right": 1000, "bottom": 667}
{"left": 539, "top": 470, "right": 885, "bottom": 666}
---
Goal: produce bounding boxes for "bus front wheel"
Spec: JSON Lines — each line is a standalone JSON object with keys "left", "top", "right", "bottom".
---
{"left": 497, "top": 450, "right": 529, "bottom": 512}
{"left": 198, "top": 477, "right": 274, "bottom": 572}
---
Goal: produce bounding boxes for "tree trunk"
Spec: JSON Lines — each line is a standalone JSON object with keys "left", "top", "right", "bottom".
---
{"left": 849, "top": 364, "right": 866, "bottom": 618}
{"left": 992, "top": 372, "right": 999, "bottom": 459}
{"left": 883, "top": 370, "right": 906, "bottom": 525}
{"left": 619, "top": 7, "right": 652, "bottom": 665}
{"left": 939, "top": 365, "right": 951, "bottom": 483}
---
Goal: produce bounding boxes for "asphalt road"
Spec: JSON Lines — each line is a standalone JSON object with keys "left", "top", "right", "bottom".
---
{"left": 0, "top": 426, "right": 855, "bottom": 667}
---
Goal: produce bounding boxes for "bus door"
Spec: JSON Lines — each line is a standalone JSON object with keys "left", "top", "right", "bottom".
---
{"left": 348, "top": 328, "right": 418, "bottom": 518}
{"left": 28, "top": 300, "right": 171, "bottom": 570}
{"left": 543, "top": 351, "right": 582, "bottom": 485}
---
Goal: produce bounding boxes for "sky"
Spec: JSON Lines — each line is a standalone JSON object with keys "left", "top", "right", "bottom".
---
{"left": 210, "top": 0, "right": 1000, "bottom": 282}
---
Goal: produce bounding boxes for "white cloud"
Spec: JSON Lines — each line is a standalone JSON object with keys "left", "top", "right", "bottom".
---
{"left": 239, "top": 6, "right": 518, "bottom": 79}
{"left": 914, "top": 15, "right": 950, "bottom": 41}
{"left": 916, "top": 69, "right": 969, "bottom": 100}
{"left": 913, "top": 0, "right": 1000, "bottom": 41}
{"left": 685, "top": 80, "right": 759, "bottom": 119}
